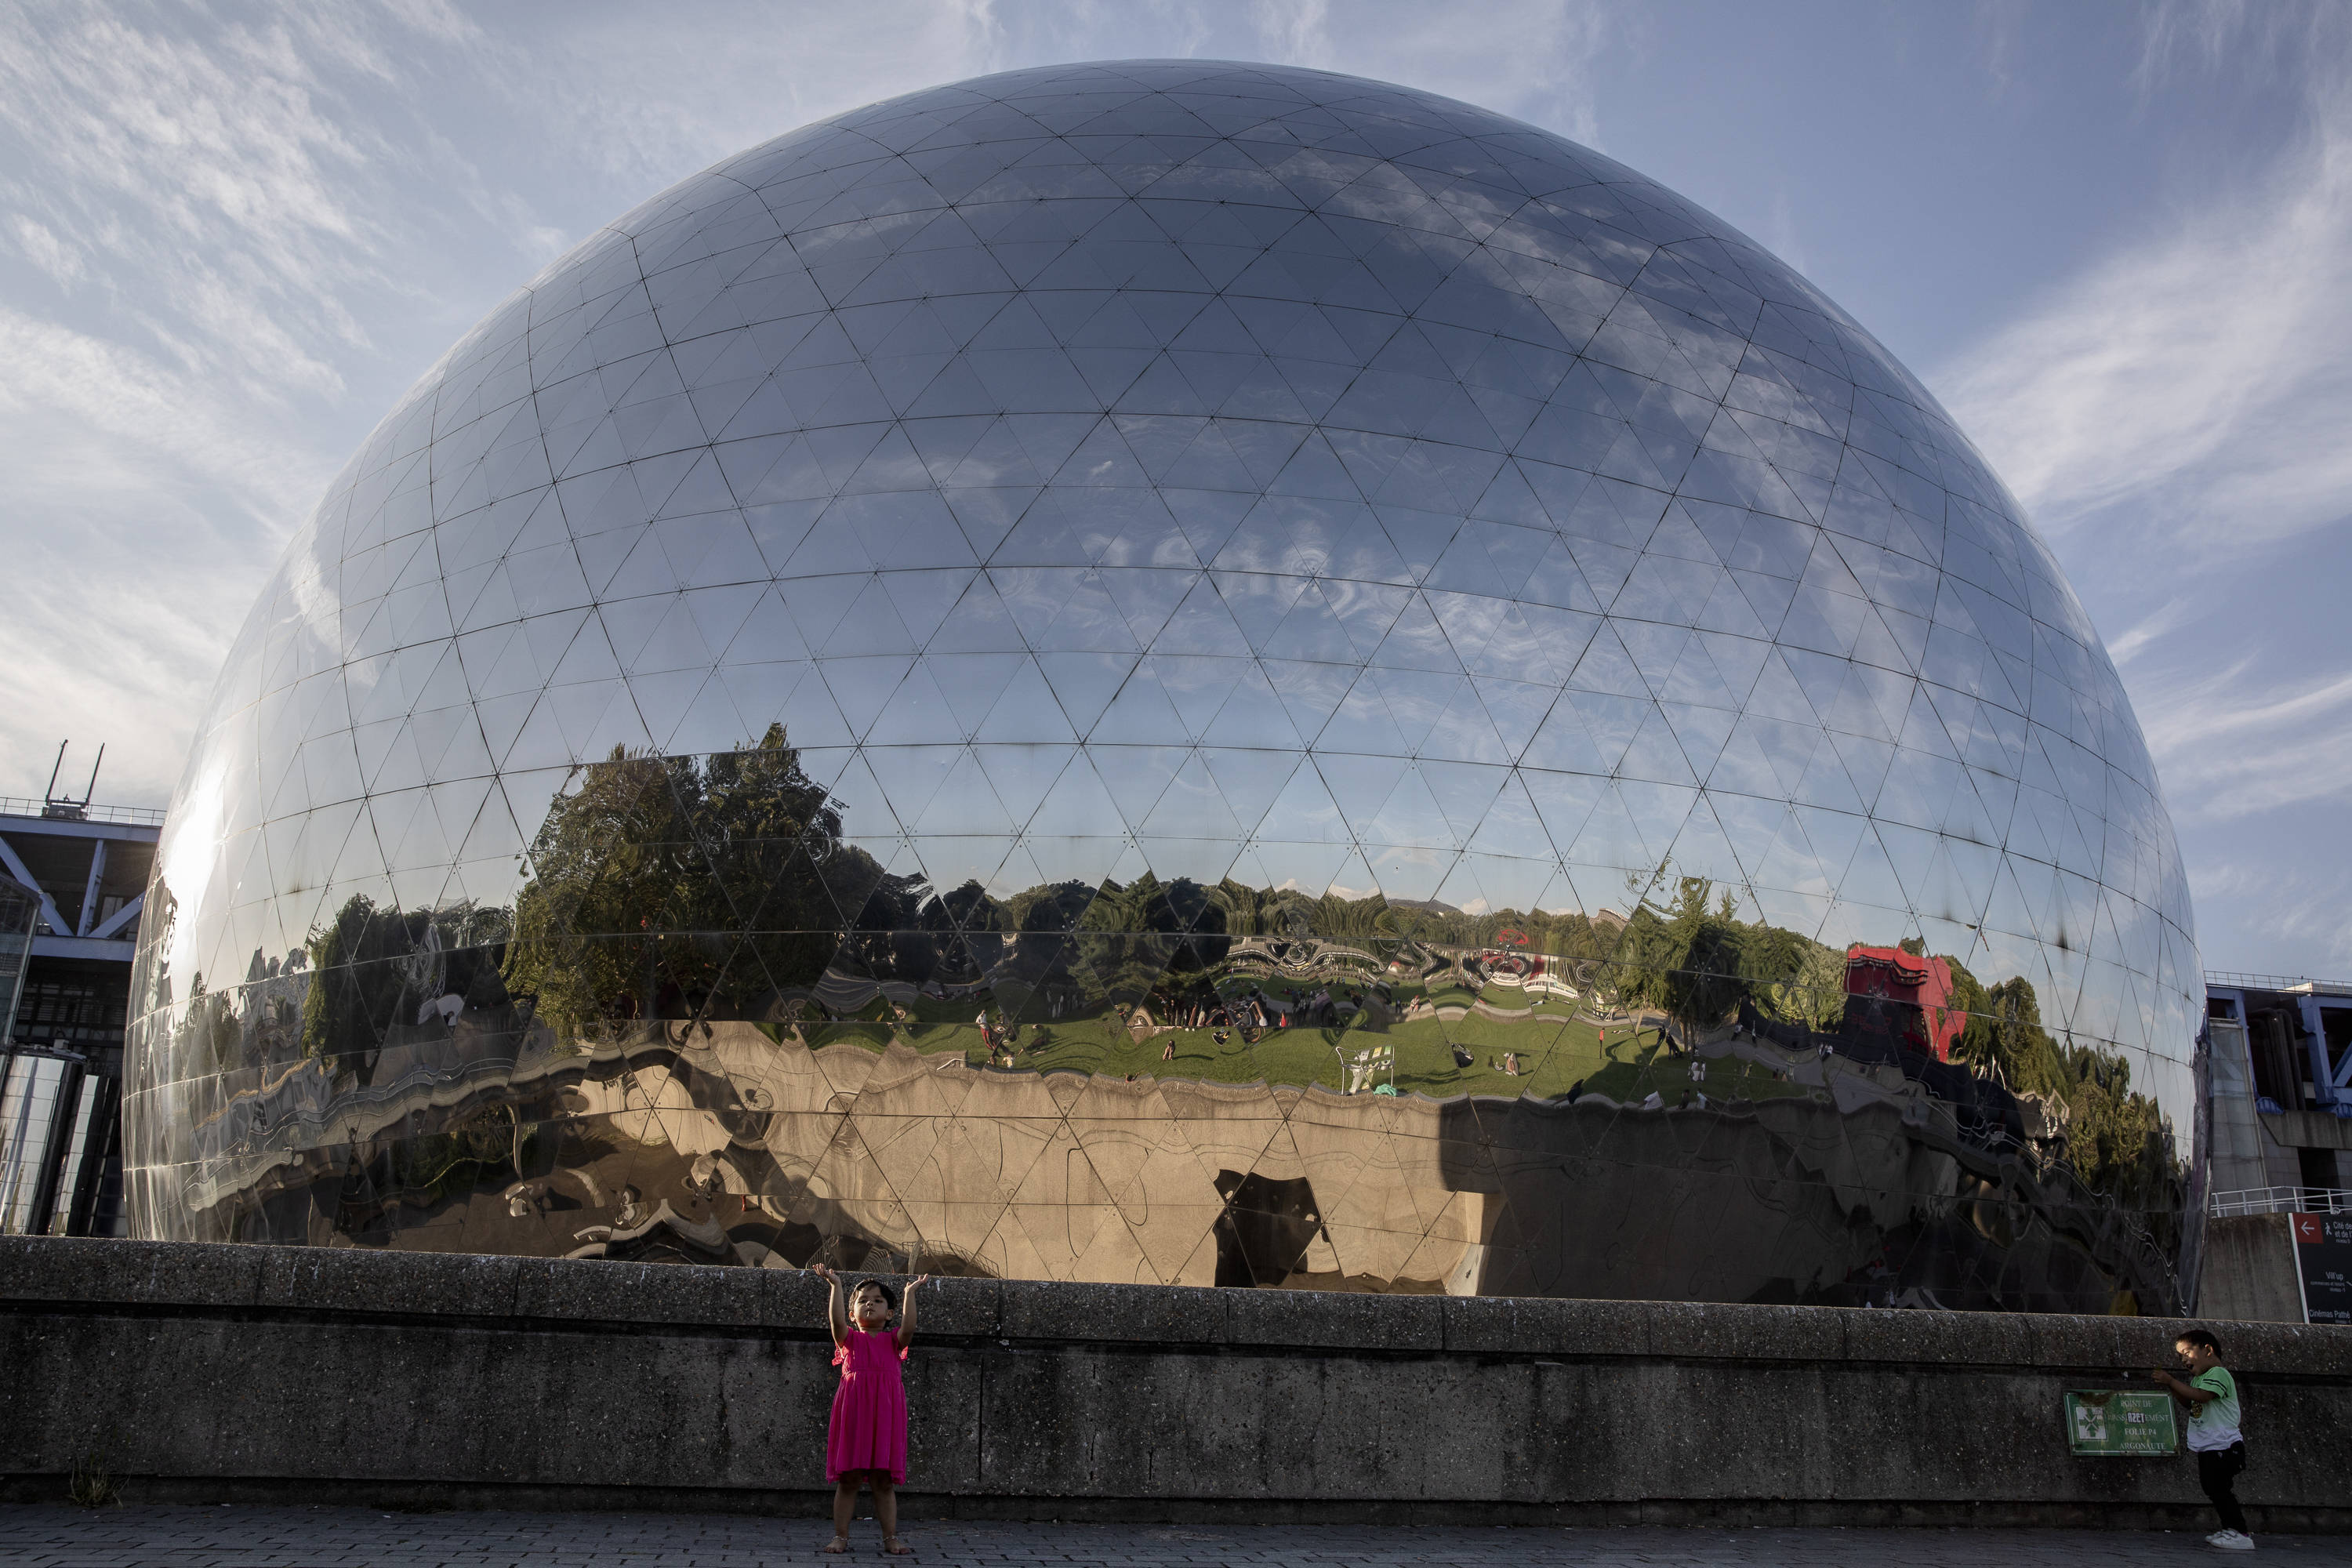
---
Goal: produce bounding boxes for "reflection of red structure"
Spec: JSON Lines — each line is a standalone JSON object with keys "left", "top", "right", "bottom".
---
{"left": 1476, "top": 949, "right": 1539, "bottom": 981}
{"left": 1494, "top": 927, "right": 1528, "bottom": 947}
{"left": 1843, "top": 946, "right": 1960, "bottom": 1062}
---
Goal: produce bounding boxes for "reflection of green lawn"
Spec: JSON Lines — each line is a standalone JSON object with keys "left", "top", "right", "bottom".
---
{"left": 800, "top": 1001, "right": 1808, "bottom": 1105}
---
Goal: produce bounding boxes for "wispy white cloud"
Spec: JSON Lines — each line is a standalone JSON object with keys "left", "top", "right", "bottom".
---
{"left": 2138, "top": 658, "right": 2352, "bottom": 822}
{"left": 499, "top": 0, "right": 1616, "bottom": 195}
{"left": 1757, "top": 187, "right": 1808, "bottom": 279}
{"left": 0, "top": 307, "right": 325, "bottom": 515}
{"left": 2144, "top": 663, "right": 2352, "bottom": 754}
{"left": 1939, "top": 147, "right": 2352, "bottom": 548}
{"left": 0, "top": 2, "right": 494, "bottom": 801}
{"left": 2100, "top": 597, "right": 2190, "bottom": 667}
{"left": 1940, "top": 5, "right": 2352, "bottom": 551}
{"left": 0, "top": 9, "right": 382, "bottom": 355}
{"left": 1243, "top": 0, "right": 1612, "bottom": 143}
{"left": 0, "top": 394, "right": 292, "bottom": 805}
{"left": 376, "top": 0, "right": 478, "bottom": 49}
{"left": 1929, "top": 2, "right": 2352, "bottom": 980}
{"left": 488, "top": 2, "right": 1014, "bottom": 193}
{"left": 0, "top": 0, "right": 1628, "bottom": 803}
{"left": 2189, "top": 858, "right": 2352, "bottom": 974}
{"left": 6, "top": 216, "right": 84, "bottom": 289}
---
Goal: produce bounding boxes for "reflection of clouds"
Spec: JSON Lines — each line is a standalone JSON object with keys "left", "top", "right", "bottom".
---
{"left": 116, "top": 55, "right": 2195, "bottom": 1309}
{"left": 0, "top": 2, "right": 1623, "bottom": 805}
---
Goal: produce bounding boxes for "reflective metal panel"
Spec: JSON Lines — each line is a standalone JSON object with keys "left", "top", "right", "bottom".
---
{"left": 126, "top": 61, "right": 2200, "bottom": 1312}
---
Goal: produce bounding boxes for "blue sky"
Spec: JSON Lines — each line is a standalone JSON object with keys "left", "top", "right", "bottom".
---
{"left": 2, "top": 0, "right": 2346, "bottom": 978}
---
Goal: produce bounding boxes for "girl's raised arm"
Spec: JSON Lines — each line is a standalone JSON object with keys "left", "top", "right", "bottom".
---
{"left": 896, "top": 1274, "right": 932, "bottom": 1350}
{"left": 811, "top": 1261, "right": 848, "bottom": 1346}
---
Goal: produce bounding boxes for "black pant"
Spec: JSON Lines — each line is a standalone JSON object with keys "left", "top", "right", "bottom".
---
{"left": 2197, "top": 1443, "right": 2249, "bottom": 1534}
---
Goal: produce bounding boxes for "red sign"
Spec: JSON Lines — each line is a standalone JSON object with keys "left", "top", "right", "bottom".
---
{"left": 2294, "top": 1212, "right": 2325, "bottom": 1245}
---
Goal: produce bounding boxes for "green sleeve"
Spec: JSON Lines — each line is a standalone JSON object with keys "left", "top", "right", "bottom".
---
{"left": 2190, "top": 1367, "right": 2234, "bottom": 1401}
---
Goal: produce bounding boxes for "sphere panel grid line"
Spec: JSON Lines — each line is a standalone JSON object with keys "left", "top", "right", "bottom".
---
{"left": 129, "top": 61, "right": 2198, "bottom": 1315}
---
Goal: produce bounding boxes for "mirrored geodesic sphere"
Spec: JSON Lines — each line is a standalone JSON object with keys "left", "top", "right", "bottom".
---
{"left": 127, "top": 60, "right": 2201, "bottom": 1312}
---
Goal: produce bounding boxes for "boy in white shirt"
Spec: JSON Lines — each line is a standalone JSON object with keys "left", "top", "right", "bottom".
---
{"left": 2152, "top": 1328, "right": 2250, "bottom": 1551}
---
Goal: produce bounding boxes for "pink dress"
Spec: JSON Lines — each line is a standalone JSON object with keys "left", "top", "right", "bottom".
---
{"left": 825, "top": 1328, "right": 909, "bottom": 1483}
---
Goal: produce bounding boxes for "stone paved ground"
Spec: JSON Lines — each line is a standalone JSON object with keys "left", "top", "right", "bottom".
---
{"left": 3, "top": 1508, "right": 2350, "bottom": 1567}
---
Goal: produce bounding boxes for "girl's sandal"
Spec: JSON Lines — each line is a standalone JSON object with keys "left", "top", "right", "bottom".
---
{"left": 882, "top": 1537, "right": 914, "bottom": 1556}
{"left": 820, "top": 1537, "right": 851, "bottom": 1555}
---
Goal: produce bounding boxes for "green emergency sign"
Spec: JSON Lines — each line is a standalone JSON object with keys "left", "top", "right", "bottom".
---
{"left": 2064, "top": 1389, "right": 2180, "bottom": 1455}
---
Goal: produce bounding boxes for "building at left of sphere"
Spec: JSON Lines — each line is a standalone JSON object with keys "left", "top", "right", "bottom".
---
{"left": 0, "top": 764, "right": 156, "bottom": 1237}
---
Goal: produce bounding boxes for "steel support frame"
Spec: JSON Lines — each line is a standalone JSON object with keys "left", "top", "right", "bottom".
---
{"left": 85, "top": 892, "right": 143, "bottom": 941}
{"left": 0, "top": 836, "right": 70, "bottom": 940}
{"left": 74, "top": 837, "right": 107, "bottom": 937}
{"left": 2297, "top": 996, "right": 2352, "bottom": 1107}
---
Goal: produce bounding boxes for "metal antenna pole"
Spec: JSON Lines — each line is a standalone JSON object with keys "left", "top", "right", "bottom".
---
{"left": 43, "top": 742, "right": 66, "bottom": 801}
{"left": 81, "top": 745, "right": 103, "bottom": 806}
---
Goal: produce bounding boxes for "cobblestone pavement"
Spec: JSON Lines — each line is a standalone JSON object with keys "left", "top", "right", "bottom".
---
{"left": 2, "top": 1508, "right": 2349, "bottom": 1567}
{"left": 4, "top": 1504, "right": 2352, "bottom": 1568}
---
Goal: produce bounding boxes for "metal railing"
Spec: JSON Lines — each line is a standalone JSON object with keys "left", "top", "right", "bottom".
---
{"left": 0, "top": 797, "right": 166, "bottom": 827}
{"left": 2205, "top": 969, "right": 2352, "bottom": 994}
{"left": 2207, "top": 1185, "right": 2352, "bottom": 1218}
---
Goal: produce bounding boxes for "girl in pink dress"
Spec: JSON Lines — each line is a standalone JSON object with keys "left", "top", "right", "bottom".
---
{"left": 811, "top": 1263, "right": 929, "bottom": 1556}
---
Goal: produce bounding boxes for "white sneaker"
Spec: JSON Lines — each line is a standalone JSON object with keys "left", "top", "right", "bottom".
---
{"left": 2207, "top": 1529, "right": 2255, "bottom": 1551}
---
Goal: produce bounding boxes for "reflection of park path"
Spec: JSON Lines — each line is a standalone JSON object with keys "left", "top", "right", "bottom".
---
{"left": 727, "top": 1025, "right": 2163, "bottom": 1307}
{"left": 1399, "top": 997, "right": 1578, "bottom": 1023}
{"left": 717, "top": 1031, "right": 1486, "bottom": 1290}
{"left": 574, "top": 1028, "right": 1970, "bottom": 1301}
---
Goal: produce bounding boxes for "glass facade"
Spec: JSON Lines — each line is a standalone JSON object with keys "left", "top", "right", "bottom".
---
{"left": 0, "top": 870, "right": 33, "bottom": 1038}
{"left": 126, "top": 61, "right": 2200, "bottom": 1312}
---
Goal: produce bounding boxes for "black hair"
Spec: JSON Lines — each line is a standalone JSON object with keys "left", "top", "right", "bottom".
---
{"left": 2178, "top": 1328, "right": 2222, "bottom": 1355}
{"left": 849, "top": 1277, "right": 900, "bottom": 1314}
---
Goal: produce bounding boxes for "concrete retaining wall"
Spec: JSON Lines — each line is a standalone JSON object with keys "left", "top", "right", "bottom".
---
{"left": 4, "top": 1237, "right": 2349, "bottom": 1529}
{"left": 2200, "top": 1214, "right": 2307, "bottom": 1325}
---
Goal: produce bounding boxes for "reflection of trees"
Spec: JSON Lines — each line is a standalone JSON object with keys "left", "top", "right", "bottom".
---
{"left": 1954, "top": 971, "right": 2176, "bottom": 1222}
{"left": 263, "top": 722, "right": 2182, "bottom": 1225}
{"left": 184, "top": 976, "right": 245, "bottom": 1071}
{"left": 503, "top": 724, "right": 862, "bottom": 1037}
{"left": 1613, "top": 878, "right": 1748, "bottom": 1039}
{"left": 300, "top": 896, "right": 510, "bottom": 1062}
{"left": 1740, "top": 924, "right": 1848, "bottom": 1031}
{"left": 300, "top": 898, "right": 409, "bottom": 1061}
{"left": 1399, "top": 870, "right": 2182, "bottom": 1218}
{"left": 1208, "top": 883, "right": 1397, "bottom": 942}
{"left": 917, "top": 880, "right": 1005, "bottom": 983}
{"left": 935, "top": 873, "right": 1236, "bottom": 1008}
{"left": 146, "top": 711, "right": 2197, "bottom": 1311}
